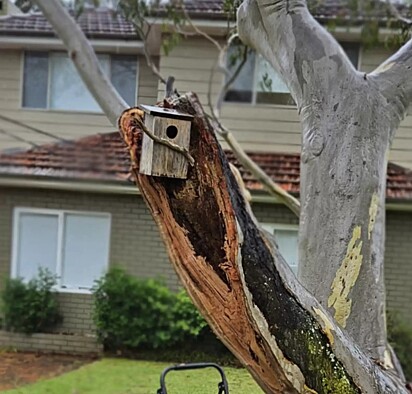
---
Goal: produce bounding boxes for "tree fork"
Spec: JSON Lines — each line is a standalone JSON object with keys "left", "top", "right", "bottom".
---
{"left": 118, "top": 94, "right": 406, "bottom": 394}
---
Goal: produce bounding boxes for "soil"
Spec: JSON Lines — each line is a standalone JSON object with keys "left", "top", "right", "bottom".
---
{"left": 0, "top": 352, "right": 95, "bottom": 391}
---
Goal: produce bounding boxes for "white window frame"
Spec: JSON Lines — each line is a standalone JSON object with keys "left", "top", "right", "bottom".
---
{"left": 225, "top": 43, "right": 360, "bottom": 107}
{"left": 20, "top": 51, "right": 139, "bottom": 113}
{"left": 261, "top": 223, "right": 299, "bottom": 271}
{"left": 11, "top": 207, "right": 112, "bottom": 294}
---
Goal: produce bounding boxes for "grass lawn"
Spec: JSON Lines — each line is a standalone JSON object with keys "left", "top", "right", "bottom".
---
{"left": 3, "top": 358, "right": 263, "bottom": 394}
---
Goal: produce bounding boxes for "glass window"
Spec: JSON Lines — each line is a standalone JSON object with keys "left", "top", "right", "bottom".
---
{"left": 22, "top": 51, "right": 138, "bottom": 112}
{"left": 225, "top": 43, "right": 360, "bottom": 105}
{"left": 225, "top": 47, "right": 255, "bottom": 103}
{"left": 22, "top": 52, "right": 49, "bottom": 109}
{"left": 61, "top": 214, "right": 111, "bottom": 290}
{"left": 15, "top": 212, "right": 58, "bottom": 280}
{"left": 49, "top": 53, "right": 110, "bottom": 112}
{"left": 12, "top": 208, "right": 111, "bottom": 292}
{"left": 261, "top": 224, "right": 299, "bottom": 273}
{"left": 111, "top": 55, "right": 138, "bottom": 106}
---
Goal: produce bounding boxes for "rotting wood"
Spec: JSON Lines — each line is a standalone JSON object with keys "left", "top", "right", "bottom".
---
{"left": 118, "top": 93, "right": 408, "bottom": 394}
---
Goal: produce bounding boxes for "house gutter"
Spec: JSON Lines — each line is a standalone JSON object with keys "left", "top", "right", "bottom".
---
{"left": 0, "top": 36, "right": 145, "bottom": 54}
{"left": 1, "top": 175, "right": 411, "bottom": 212}
{"left": 0, "top": 176, "right": 140, "bottom": 195}
{"left": 251, "top": 193, "right": 412, "bottom": 212}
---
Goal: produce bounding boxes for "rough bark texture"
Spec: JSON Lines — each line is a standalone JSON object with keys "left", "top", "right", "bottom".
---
{"left": 119, "top": 95, "right": 407, "bottom": 394}
{"left": 237, "top": 0, "right": 411, "bottom": 365}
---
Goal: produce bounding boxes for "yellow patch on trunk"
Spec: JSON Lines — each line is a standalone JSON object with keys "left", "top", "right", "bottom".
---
{"left": 313, "top": 307, "right": 335, "bottom": 345}
{"left": 368, "top": 193, "right": 379, "bottom": 240}
{"left": 383, "top": 349, "right": 395, "bottom": 370}
{"left": 328, "top": 226, "right": 363, "bottom": 327}
{"left": 372, "top": 61, "right": 395, "bottom": 75}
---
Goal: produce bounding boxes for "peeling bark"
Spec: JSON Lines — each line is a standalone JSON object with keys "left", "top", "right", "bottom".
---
{"left": 119, "top": 94, "right": 407, "bottom": 394}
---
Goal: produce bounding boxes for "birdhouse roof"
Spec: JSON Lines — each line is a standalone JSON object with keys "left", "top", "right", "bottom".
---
{"left": 138, "top": 105, "right": 194, "bottom": 121}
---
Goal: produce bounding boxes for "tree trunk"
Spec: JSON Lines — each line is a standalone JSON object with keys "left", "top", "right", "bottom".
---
{"left": 33, "top": 0, "right": 412, "bottom": 390}
{"left": 119, "top": 96, "right": 407, "bottom": 394}
{"left": 237, "top": 0, "right": 412, "bottom": 366}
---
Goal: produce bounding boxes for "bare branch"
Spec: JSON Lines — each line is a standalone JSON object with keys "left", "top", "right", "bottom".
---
{"left": 386, "top": 0, "right": 412, "bottom": 26}
{"left": 237, "top": 0, "right": 357, "bottom": 109}
{"left": 178, "top": 1, "right": 223, "bottom": 52}
{"left": 369, "top": 38, "right": 412, "bottom": 122}
{"left": 215, "top": 42, "right": 248, "bottom": 116}
{"left": 206, "top": 113, "right": 301, "bottom": 216}
{"left": 132, "top": 21, "right": 168, "bottom": 85}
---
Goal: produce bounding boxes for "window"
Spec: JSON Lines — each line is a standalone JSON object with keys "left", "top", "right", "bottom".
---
{"left": 22, "top": 51, "right": 138, "bottom": 111}
{"left": 261, "top": 223, "right": 298, "bottom": 273}
{"left": 225, "top": 43, "right": 360, "bottom": 105}
{"left": 12, "top": 208, "right": 111, "bottom": 292}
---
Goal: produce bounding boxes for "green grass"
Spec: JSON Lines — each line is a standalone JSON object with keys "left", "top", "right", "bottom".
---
{"left": 4, "top": 358, "right": 263, "bottom": 394}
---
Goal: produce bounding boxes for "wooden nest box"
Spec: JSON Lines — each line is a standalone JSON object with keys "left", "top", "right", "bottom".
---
{"left": 139, "top": 104, "right": 193, "bottom": 179}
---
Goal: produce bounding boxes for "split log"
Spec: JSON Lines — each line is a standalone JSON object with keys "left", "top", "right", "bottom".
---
{"left": 119, "top": 93, "right": 407, "bottom": 394}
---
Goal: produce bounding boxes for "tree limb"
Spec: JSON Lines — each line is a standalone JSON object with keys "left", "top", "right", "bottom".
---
{"left": 119, "top": 93, "right": 407, "bottom": 394}
{"left": 369, "top": 38, "right": 412, "bottom": 125}
{"left": 32, "top": 0, "right": 128, "bottom": 127}
{"left": 386, "top": 0, "right": 412, "bottom": 26}
{"left": 237, "top": 0, "right": 357, "bottom": 109}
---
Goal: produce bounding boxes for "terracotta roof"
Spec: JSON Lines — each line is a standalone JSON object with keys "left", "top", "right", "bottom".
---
{"left": 0, "top": 131, "right": 411, "bottom": 201}
{"left": 0, "top": 1, "right": 409, "bottom": 39}
{"left": 0, "top": 8, "right": 136, "bottom": 39}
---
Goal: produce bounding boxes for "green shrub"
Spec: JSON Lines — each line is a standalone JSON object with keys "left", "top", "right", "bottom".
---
{"left": 387, "top": 312, "right": 412, "bottom": 381}
{"left": 93, "top": 268, "right": 176, "bottom": 350}
{"left": 93, "top": 268, "right": 210, "bottom": 351}
{"left": 1, "top": 268, "right": 62, "bottom": 334}
{"left": 170, "top": 290, "right": 208, "bottom": 340}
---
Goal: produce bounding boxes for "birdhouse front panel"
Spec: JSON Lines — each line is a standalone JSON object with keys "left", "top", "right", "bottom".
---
{"left": 139, "top": 112, "right": 192, "bottom": 179}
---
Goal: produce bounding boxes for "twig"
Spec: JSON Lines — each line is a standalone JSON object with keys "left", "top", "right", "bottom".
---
{"left": 179, "top": 2, "right": 223, "bottom": 52}
{"left": 386, "top": 0, "right": 412, "bottom": 25}
{"left": 132, "top": 21, "right": 168, "bottom": 85}
{"left": 134, "top": 115, "right": 195, "bottom": 167}
{"left": 122, "top": 2, "right": 300, "bottom": 216}
{"left": 215, "top": 42, "right": 248, "bottom": 116}
{"left": 206, "top": 114, "right": 301, "bottom": 217}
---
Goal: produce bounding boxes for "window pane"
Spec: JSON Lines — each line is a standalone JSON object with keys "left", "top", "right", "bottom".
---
{"left": 22, "top": 52, "right": 48, "bottom": 108}
{"left": 225, "top": 48, "right": 255, "bottom": 103}
{"left": 15, "top": 212, "right": 58, "bottom": 280}
{"left": 61, "top": 214, "right": 110, "bottom": 290}
{"left": 255, "top": 56, "right": 296, "bottom": 105}
{"left": 274, "top": 229, "right": 298, "bottom": 273}
{"left": 111, "top": 55, "right": 137, "bottom": 106}
{"left": 341, "top": 43, "right": 360, "bottom": 69}
{"left": 49, "top": 53, "right": 110, "bottom": 112}
{"left": 256, "top": 56, "right": 289, "bottom": 93}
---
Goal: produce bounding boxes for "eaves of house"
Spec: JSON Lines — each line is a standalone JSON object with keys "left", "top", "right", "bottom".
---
{"left": 0, "top": 0, "right": 409, "bottom": 47}
{"left": 0, "top": 131, "right": 411, "bottom": 211}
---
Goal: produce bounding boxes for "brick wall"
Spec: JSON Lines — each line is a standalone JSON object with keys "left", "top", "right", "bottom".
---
{"left": 0, "top": 330, "right": 102, "bottom": 355}
{"left": 0, "top": 186, "right": 410, "bottom": 336}
{"left": 0, "top": 187, "right": 178, "bottom": 290}
{"left": 54, "top": 293, "right": 94, "bottom": 334}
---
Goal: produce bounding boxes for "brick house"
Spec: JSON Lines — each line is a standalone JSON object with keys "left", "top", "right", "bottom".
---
{"left": 0, "top": 132, "right": 411, "bottom": 338}
{"left": 0, "top": 1, "right": 410, "bottom": 348}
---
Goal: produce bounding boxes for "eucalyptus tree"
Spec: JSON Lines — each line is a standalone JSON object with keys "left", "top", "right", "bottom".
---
{"left": 30, "top": 0, "right": 412, "bottom": 392}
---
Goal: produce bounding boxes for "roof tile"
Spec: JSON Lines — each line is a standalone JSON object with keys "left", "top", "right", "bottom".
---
{"left": 0, "top": 132, "right": 411, "bottom": 201}
{"left": 1, "top": 1, "right": 410, "bottom": 39}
